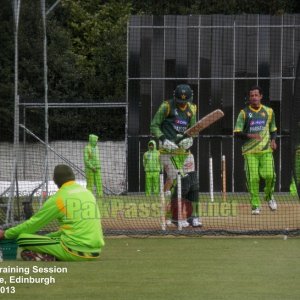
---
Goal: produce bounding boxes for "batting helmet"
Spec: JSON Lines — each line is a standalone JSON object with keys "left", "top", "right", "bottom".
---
{"left": 174, "top": 84, "right": 193, "bottom": 104}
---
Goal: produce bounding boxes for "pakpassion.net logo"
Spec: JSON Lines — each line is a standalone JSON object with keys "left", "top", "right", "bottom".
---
{"left": 100, "top": 199, "right": 238, "bottom": 219}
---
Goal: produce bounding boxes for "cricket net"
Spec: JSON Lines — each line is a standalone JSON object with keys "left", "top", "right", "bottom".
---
{"left": 2, "top": 12, "right": 300, "bottom": 236}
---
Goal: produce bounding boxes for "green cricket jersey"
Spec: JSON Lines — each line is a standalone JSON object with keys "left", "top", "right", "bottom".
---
{"left": 5, "top": 181, "right": 104, "bottom": 253}
{"left": 234, "top": 104, "right": 277, "bottom": 155}
{"left": 150, "top": 99, "right": 196, "bottom": 141}
{"left": 150, "top": 99, "right": 196, "bottom": 155}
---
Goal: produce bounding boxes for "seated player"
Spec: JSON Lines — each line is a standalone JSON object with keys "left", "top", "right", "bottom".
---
{"left": 0, "top": 164, "right": 105, "bottom": 261}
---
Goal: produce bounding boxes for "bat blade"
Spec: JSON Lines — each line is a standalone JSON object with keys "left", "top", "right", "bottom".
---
{"left": 185, "top": 109, "right": 224, "bottom": 137}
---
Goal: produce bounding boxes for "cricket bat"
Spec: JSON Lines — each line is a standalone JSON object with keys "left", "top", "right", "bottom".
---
{"left": 176, "top": 109, "right": 224, "bottom": 144}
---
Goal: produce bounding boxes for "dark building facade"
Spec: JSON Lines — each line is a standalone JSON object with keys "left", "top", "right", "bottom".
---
{"left": 127, "top": 15, "right": 300, "bottom": 193}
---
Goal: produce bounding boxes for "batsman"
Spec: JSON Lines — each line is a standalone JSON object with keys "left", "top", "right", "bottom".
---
{"left": 234, "top": 86, "right": 277, "bottom": 215}
{"left": 150, "top": 84, "right": 202, "bottom": 227}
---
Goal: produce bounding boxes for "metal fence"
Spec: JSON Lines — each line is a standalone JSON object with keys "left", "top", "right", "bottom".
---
{"left": 127, "top": 14, "right": 300, "bottom": 193}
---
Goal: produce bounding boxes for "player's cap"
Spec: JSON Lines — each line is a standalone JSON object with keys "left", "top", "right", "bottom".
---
{"left": 53, "top": 164, "right": 75, "bottom": 187}
{"left": 174, "top": 84, "right": 193, "bottom": 104}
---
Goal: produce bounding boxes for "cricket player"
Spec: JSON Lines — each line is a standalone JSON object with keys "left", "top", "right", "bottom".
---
{"left": 84, "top": 134, "right": 103, "bottom": 197}
{"left": 290, "top": 144, "right": 300, "bottom": 197}
{"left": 0, "top": 164, "right": 105, "bottom": 261}
{"left": 150, "top": 84, "right": 202, "bottom": 227}
{"left": 143, "top": 140, "right": 162, "bottom": 196}
{"left": 234, "top": 86, "right": 277, "bottom": 215}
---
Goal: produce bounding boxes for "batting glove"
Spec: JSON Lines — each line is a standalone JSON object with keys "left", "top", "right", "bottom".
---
{"left": 178, "top": 137, "right": 193, "bottom": 150}
{"left": 162, "top": 139, "right": 178, "bottom": 151}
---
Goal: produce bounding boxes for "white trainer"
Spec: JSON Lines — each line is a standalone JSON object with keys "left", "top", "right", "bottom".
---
{"left": 166, "top": 219, "right": 189, "bottom": 227}
{"left": 178, "top": 220, "right": 190, "bottom": 228}
{"left": 165, "top": 219, "right": 172, "bottom": 226}
{"left": 190, "top": 217, "right": 202, "bottom": 227}
{"left": 268, "top": 199, "right": 277, "bottom": 211}
{"left": 251, "top": 208, "right": 261, "bottom": 215}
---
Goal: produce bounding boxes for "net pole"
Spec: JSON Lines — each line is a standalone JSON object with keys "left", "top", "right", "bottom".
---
{"left": 160, "top": 173, "right": 166, "bottom": 231}
{"left": 177, "top": 173, "right": 182, "bottom": 231}
{"left": 209, "top": 157, "right": 214, "bottom": 202}
{"left": 8, "top": 0, "right": 21, "bottom": 224}
{"left": 209, "top": 139, "right": 214, "bottom": 202}
{"left": 19, "top": 124, "right": 85, "bottom": 177}
{"left": 221, "top": 155, "right": 227, "bottom": 201}
{"left": 232, "top": 20, "right": 236, "bottom": 193}
{"left": 125, "top": 20, "right": 129, "bottom": 191}
{"left": 22, "top": 106, "right": 26, "bottom": 179}
{"left": 40, "top": 0, "right": 49, "bottom": 206}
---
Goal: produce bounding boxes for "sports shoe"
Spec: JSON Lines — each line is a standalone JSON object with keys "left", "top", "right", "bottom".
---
{"left": 251, "top": 207, "right": 261, "bottom": 215}
{"left": 188, "top": 217, "right": 203, "bottom": 227}
{"left": 21, "top": 250, "right": 56, "bottom": 261}
{"left": 166, "top": 219, "right": 190, "bottom": 228}
{"left": 165, "top": 219, "right": 173, "bottom": 226}
{"left": 178, "top": 220, "right": 190, "bottom": 228}
{"left": 164, "top": 191, "right": 171, "bottom": 197}
{"left": 268, "top": 199, "right": 277, "bottom": 211}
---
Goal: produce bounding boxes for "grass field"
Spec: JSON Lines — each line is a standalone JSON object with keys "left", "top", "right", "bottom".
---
{"left": 1, "top": 237, "right": 300, "bottom": 300}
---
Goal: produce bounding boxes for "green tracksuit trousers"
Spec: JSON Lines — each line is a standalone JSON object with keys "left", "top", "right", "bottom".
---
{"left": 290, "top": 149, "right": 300, "bottom": 196}
{"left": 86, "top": 169, "right": 103, "bottom": 197}
{"left": 244, "top": 152, "right": 276, "bottom": 209}
{"left": 17, "top": 233, "right": 100, "bottom": 261}
{"left": 145, "top": 171, "right": 160, "bottom": 196}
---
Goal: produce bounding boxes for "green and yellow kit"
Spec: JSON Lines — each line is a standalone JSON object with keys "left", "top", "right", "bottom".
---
{"left": 234, "top": 104, "right": 277, "bottom": 208}
{"left": 234, "top": 104, "right": 277, "bottom": 154}
{"left": 5, "top": 181, "right": 104, "bottom": 261}
{"left": 150, "top": 99, "right": 196, "bottom": 144}
{"left": 143, "top": 140, "right": 161, "bottom": 196}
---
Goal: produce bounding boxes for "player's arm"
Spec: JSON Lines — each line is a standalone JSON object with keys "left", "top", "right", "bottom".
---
{"left": 176, "top": 103, "right": 196, "bottom": 149}
{"left": 4, "top": 195, "right": 61, "bottom": 239}
{"left": 269, "top": 109, "right": 277, "bottom": 150}
{"left": 84, "top": 147, "right": 96, "bottom": 170}
{"left": 143, "top": 152, "right": 146, "bottom": 168}
{"left": 150, "top": 102, "right": 169, "bottom": 141}
{"left": 84, "top": 147, "right": 93, "bottom": 168}
{"left": 234, "top": 110, "right": 261, "bottom": 140}
{"left": 189, "top": 103, "right": 197, "bottom": 128}
{"left": 151, "top": 102, "right": 179, "bottom": 151}
{"left": 234, "top": 110, "right": 247, "bottom": 139}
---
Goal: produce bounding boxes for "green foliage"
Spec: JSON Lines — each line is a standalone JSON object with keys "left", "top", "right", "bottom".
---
{"left": 58, "top": 0, "right": 131, "bottom": 100}
{"left": 0, "top": 2, "right": 14, "bottom": 141}
{"left": 132, "top": 0, "right": 300, "bottom": 15}
{"left": 0, "top": 0, "right": 299, "bottom": 141}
